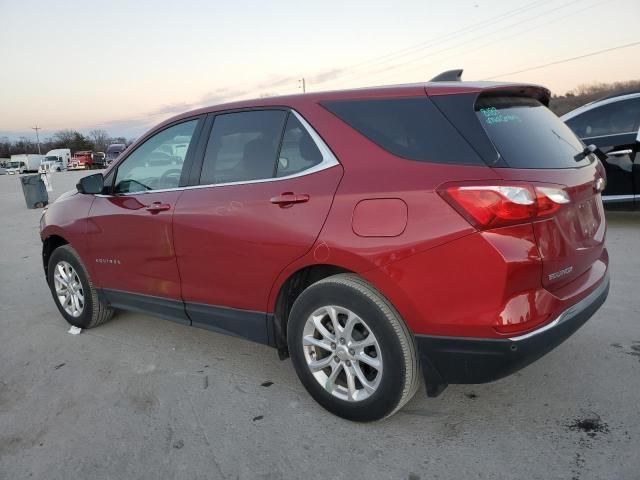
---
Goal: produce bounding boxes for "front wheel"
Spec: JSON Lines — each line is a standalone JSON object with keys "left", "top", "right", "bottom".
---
{"left": 287, "top": 274, "right": 420, "bottom": 421}
{"left": 47, "top": 245, "right": 114, "bottom": 329}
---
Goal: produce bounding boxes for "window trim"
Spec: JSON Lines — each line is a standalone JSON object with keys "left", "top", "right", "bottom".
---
{"left": 190, "top": 109, "right": 339, "bottom": 190}
{"left": 582, "top": 131, "right": 640, "bottom": 141}
{"left": 197, "top": 108, "right": 288, "bottom": 187}
{"left": 99, "top": 109, "right": 339, "bottom": 197}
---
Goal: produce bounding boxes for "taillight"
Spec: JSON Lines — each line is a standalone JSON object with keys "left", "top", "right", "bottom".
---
{"left": 535, "top": 186, "right": 569, "bottom": 216}
{"left": 439, "top": 183, "right": 569, "bottom": 229}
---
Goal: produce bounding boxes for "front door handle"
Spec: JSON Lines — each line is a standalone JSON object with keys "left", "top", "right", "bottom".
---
{"left": 145, "top": 202, "right": 171, "bottom": 213}
{"left": 270, "top": 192, "right": 310, "bottom": 207}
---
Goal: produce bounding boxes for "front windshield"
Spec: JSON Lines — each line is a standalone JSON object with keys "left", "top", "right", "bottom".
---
{"left": 8, "top": 161, "right": 19, "bottom": 168}
{"left": 45, "top": 156, "right": 58, "bottom": 161}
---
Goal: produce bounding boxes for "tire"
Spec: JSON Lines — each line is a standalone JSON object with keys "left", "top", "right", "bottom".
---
{"left": 47, "top": 245, "right": 114, "bottom": 329}
{"left": 287, "top": 274, "right": 420, "bottom": 421}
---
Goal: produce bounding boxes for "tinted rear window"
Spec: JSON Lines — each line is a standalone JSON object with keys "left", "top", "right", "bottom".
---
{"left": 322, "top": 98, "right": 484, "bottom": 165}
{"left": 476, "top": 96, "right": 589, "bottom": 169}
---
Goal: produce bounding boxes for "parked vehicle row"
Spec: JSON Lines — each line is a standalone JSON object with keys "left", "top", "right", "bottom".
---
{"left": 1, "top": 144, "right": 128, "bottom": 175}
{"left": 41, "top": 77, "right": 609, "bottom": 421}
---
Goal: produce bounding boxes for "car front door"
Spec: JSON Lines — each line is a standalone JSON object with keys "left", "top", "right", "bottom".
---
{"left": 565, "top": 97, "right": 640, "bottom": 209}
{"left": 87, "top": 118, "right": 203, "bottom": 322}
{"left": 172, "top": 109, "right": 343, "bottom": 342}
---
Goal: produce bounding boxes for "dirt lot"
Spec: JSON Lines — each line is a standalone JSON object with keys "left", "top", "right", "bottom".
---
{"left": 1, "top": 170, "right": 638, "bottom": 480}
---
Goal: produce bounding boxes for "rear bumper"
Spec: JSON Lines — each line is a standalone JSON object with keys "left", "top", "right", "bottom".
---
{"left": 416, "top": 273, "right": 610, "bottom": 396}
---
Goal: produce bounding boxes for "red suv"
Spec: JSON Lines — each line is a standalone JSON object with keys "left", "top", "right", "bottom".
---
{"left": 41, "top": 80, "right": 609, "bottom": 421}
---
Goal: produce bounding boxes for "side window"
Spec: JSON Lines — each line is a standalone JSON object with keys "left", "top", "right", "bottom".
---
{"left": 276, "top": 114, "right": 323, "bottom": 177}
{"left": 566, "top": 98, "right": 640, "bottom": 138}
{"left": 114, "top": 120, "right": 198, "bottom": 194}
{"left": 200, "top": 110, "right": 287, "bottom": 185}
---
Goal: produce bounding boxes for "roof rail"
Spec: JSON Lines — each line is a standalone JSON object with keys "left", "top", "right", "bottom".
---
{"left": 429, "top": 69, "right": 463, "bottom": 82}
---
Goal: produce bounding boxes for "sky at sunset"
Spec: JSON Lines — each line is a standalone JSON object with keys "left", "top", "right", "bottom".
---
{"left": 1, "top": 0, "right": 639, "bottom": 141}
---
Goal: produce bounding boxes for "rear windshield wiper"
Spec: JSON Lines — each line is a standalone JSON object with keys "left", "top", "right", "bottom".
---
{"left": 574, "top": 144, "right": 599, "bottom": 162}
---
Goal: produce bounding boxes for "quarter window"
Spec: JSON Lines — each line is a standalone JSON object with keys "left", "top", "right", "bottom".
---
{"left": 200, "top": 110, "right": 288, "bottom": 185}
{"left": 276, "top": 114, "right": 323, "bottom": 177}
{"left": 114, "top": 120, "right": 198, "bottom": 194}
{"left": 322, "top": 97, "right": 484, "bottom": 165}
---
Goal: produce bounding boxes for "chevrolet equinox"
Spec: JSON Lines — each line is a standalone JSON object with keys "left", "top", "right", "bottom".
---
{"left": 41, "top": 79, "right": 610, "bottom": 421}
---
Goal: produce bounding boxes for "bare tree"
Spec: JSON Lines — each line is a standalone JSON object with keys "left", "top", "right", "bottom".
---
{"left": 52, "top": 130, "right": 93, "bottom": 152}
{"left": 88, "top": 129, "right": 110, "bottom": 152}
{"left": 53, "top": 130, "right": 77, "bottom": 145}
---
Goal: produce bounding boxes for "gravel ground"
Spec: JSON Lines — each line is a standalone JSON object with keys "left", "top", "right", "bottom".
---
{"left": 0, "top": 170, "right": 638, "bottom": 480}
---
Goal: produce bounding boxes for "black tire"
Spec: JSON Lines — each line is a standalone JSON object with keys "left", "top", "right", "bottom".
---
{"left": 287, "top": 274, "right": 420, "bottom": 421}
{"left": 47, "top": 245, "right": 114, "bottom": 329}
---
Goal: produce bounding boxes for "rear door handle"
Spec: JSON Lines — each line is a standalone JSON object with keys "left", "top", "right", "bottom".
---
{"left": 145, "top": 202, "right": 171, "bottom": 213}
{"left": 608, "top": 149, "right": 633, "bottom": 156}
{"left": 270, "top": 193, "right": 310, "bottom": 207}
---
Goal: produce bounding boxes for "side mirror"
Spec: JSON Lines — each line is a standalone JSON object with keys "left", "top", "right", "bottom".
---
{"left": 77, "top": 173, "right": 104, "bottom": 194}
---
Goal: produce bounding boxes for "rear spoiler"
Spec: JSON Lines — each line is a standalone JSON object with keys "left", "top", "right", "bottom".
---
{"left": 427, "top": 69, "right": 550, "bottom": 106}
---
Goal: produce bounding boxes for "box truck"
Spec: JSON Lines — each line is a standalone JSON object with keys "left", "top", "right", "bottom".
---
{"left": 10, "top": 154, "right": 44, "bottom": 173}
{"left": 5, "top": 160, "right": 26, "bottom": 174}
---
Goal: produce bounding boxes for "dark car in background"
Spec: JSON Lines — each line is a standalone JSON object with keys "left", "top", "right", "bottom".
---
{"left": 562, "top": 92, "right": 640, "bottom": 209}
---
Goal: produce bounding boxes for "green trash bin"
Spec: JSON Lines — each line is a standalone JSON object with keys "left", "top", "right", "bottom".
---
{"left": 19, "top": 174, "right": 49, "bottom": 209}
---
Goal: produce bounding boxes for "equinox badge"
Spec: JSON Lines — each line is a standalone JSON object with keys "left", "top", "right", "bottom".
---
{"left": 548, "top": 266, "right": 573, "bottom": 281}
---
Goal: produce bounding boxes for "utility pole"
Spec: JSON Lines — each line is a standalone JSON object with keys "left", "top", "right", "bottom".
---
{"left": 299, "top": 78, "right": 306, "bottom": 93}
{"left": 32, "top": 125, "right": 42, "bottom": 154}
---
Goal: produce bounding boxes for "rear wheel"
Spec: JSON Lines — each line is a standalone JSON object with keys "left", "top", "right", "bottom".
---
{"left": 287, "top": 274, "right": 420, "bottom": 421}
{"left": 47, "top": 245, "right": 113, "bottom": 329}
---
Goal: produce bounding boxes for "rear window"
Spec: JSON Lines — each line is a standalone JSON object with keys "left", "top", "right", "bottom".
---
{"left": 475, "top": 96, "right": 589, "bottom": 169}
{"left": 322, "top": 98, "right": 484, "bottom": 165}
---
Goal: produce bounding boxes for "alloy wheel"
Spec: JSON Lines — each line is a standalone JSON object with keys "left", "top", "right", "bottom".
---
{"left": 53, "top": 261, "right": 85, "bottom": 318}
{"left": 302, "top": 305, "right": 383, "bottom": 402}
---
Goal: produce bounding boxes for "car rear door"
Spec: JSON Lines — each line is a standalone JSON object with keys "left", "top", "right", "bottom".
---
{"left": 87, "top": 117, "right": 203, "bottom": 322}
{"left": 172, "top": 109, "right": 343, "bottom": 341}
